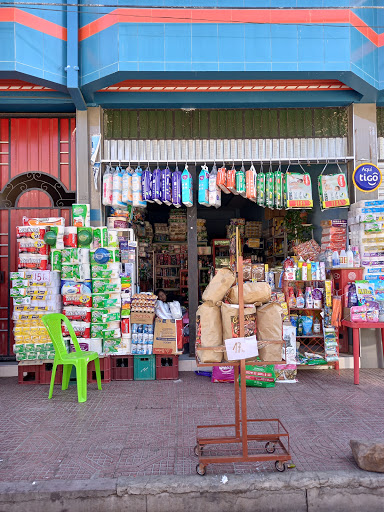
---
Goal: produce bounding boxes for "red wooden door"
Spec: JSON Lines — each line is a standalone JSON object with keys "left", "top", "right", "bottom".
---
{"left": 0, "top": 118, "right": 76, "bottom": 359}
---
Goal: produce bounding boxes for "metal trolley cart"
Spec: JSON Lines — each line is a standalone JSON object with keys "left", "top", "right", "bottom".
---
{"left": 195, "top": 229, "right": 291, "bottom": 475}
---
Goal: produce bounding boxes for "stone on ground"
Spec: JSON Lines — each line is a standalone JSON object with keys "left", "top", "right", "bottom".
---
{"left": 350, "top": 440, "right": 384, "bottom": 473}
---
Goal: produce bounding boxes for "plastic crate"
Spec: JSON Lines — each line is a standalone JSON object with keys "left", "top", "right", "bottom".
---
{"left": 87, "top": 356, "right": 111, "bottom": 384}
{"left": 156, "top": 355, "right": 179, "bottom": 380}
{"left": 40, "top": 362, "right": 63, "bottom": 385}
{"left": 18, "top": 364, "right": 41, "bottom": 385}
{"left": 111, "top": 355, "right": 134, "bottom": 381}
{"left": 133, "top": 355, "right": 156, "bottom": 381}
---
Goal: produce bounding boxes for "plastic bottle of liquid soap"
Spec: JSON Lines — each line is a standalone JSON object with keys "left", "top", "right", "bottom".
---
{"left": 302, "top": 262, "right": 308, "bottom": 281}
{"left": 313, "top": 317, "right": 321, "bottom": 334}
{"left": 347, "top": 248, "right": 354, "bottom": 267}
{"left": 305, "top": 287, "right": 313, "bottom": 308}
{"left": 288, "top": 287, "right": 296, "bottom": 308}
{"left": 296, "top": 289, "right": 305, "bottom": 309}
{"left": 352, "top": 246, "right": 361, "bottom": 267}
{"left": 332, "top": 251, "right": 340, "bottom": 268}
{"left": 306, "top": 261, "right": 312, "bottom": 280}
{"left": 340, "top": 249, "right": 347, "bottom": 267}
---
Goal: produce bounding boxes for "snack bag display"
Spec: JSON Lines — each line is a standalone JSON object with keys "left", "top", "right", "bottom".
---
{"left": 318, "top": 172, "right": 349, "bottom": 210}
{"left": 227, "top": 165, "right": 238, "bottom": 194}
{"left": 198, "top": 165, "right": 210, "bottom": 206}
{"left": 246, "top": 165, "right": 257, "bottom": 202}
{"left": 217, "top": 166, "right": 230, "bottom": 194}
{"left": 235, "top": 165, "right": 246, "bottom": 197}
{"left": 181, "top": 165, "right": 193, "bottom": 207}
{"left": 265, "top": 170, "right": 274, "bottom": 208}
{"left": 256, "top": 171, "right": 265, "bottom": 207}
{"left": 274, "top": 168, "right": 283, "bottom": 209}
{"left": 285, "top": 171, "right": 313, "bottom": 208}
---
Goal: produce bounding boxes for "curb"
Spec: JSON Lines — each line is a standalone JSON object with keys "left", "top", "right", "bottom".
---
{"left": 1, "top": 470, "right": 384, "bottom": 512}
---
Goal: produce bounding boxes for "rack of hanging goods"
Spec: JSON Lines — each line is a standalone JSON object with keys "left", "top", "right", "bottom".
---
{"left": 194, "top": 227, "right": 291, "bottom": 475}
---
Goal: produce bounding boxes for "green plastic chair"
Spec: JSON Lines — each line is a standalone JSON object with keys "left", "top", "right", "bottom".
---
{"left": 42, "top": 313, "right": 102, "bottom": 403}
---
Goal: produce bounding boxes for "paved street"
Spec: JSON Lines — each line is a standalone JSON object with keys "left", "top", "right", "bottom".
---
{"left": 0, "top": 369, "right": 383, "bottom": 482}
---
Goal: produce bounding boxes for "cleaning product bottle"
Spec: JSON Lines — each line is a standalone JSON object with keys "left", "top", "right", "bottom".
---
{"left": 352, "top": 246, "right": 361, "bottom": 267}
{"left": 295, "top": 264, "right": 301, "bottom": 281}
{"left": 306, "top": 261, "right": 312, "bottom": 280}
{"left": 339, "top": 249, "right": 347, "bottom": 267}
{"left": 302, "top": 261, "right": 308, "bottom": 281}
{"left": 288, "top": 287, "right": 296, "bottom": 308}
{"left": 297, "top": 315, "right": 304, "bottom": 336}
{"left": 325, "top": 249, "right": 333, "bottom": 269}
{"left": 296, "top": 289, "right": 305, "bottom": 309}
{"left": 313, "top": 317, "right": 321, "bottom": 334}
{"left": 305, "top": 287, "right": 313, "bottom": 308}
{"left": 347, "top": 248, "right": 354, "bottom": 267}
{"left": 332, "top": 251, "right": 340, "bottom": 268}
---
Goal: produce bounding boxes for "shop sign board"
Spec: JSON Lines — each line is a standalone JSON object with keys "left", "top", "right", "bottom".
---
{"left": 353, "top": 163, "right": 382, "bottom": 193}
{"left": 225, "top": 335, "right": 258, "bottom": 361}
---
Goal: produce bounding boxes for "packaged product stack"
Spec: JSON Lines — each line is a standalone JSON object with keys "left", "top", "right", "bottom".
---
{"left": 12, "top": 270, "right": 61, "bottom": 361}
{"left": 320, "top": 220, "right": 347, "bottom": 253}
{"left": 153, "top": 223, "right": 169, "bottom": 242}
{"left": 349, "top": 200, "right": 384, "bottom": 280}
{"left": 168, "top": 209, "right": 187, "bottom": 242}
{"left": 245, "top": 221, "right": 262, "bottom": 238}
{"left": 226, "top": 218, "right": 245, "bottom": 238}
{"left": 130, "top": 293, "right": 157, "bottom": 354}
{"left": 197, "top": 219, "right": 208, "bottom": 242}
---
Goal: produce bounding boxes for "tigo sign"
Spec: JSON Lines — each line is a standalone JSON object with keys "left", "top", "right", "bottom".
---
{"left": 353, "top": 163, "right": 382, "bottom": 193}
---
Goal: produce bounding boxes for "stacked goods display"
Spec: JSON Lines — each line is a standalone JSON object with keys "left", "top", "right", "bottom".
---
{"left": 245, "top": 221, "right": 262, "bottom": 239}
{"left": 320, "top": 220, "right": 347, "bottom": 254}
{"left": 153, "top": 223, "right": 169, "bottom": 242}
{"left": 130, "top": 292, "right": 157, "bottom": 354}
{"left": 168, "top": 209, "right": 187, "bottom": 241}
{"left": 197, "top": 219, "right": 208, "bottom": 242}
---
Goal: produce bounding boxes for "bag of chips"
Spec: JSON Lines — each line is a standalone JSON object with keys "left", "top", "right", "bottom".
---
{"left": 265, "top": 169, "right": 275, "bottom": 208}
{"left": 246, "top": 165, "right": 257, "bottom": 202}
{"left": 227, "top": 165, "right": 238, "bottom": 195}
{"left": 257, "top": 170, "right": 265, "bottom": 207}
{"left": 236, "top": 165, "right": 246, "bottom": 197}
{"left": 274, "top": 167, "right": 283, "bottom": 209}
{"left": 217, "top": 166, "right": 230, "bottom": 194}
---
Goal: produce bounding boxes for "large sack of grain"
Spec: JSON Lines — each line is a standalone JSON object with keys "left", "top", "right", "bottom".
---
{"left": 196, "top": 302, "right": 223, "bottom": 363}
{"left": 256, "top": 302, "right": 283, "bottom": 361}
{"left": 202, "top": 268, "right": 236, "bottom": 304}
{"left": 227, "top": 281, "right": 271, "bottom": 305}
{"left": 221, "top": 303, "right": 257, "bottom": 340}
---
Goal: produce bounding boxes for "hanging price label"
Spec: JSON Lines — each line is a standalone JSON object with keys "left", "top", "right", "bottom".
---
{"left": 225, "top": 335, "right": 258, "bottom": 361}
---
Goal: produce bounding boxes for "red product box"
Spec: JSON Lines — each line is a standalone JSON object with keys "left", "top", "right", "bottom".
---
{"left": 121, "top": 317, "right": 130, "bottom": 335}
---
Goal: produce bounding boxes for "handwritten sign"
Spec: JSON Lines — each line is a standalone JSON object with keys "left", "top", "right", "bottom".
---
{"left": 225, "top": 335, "right": 258, "bottom": 361}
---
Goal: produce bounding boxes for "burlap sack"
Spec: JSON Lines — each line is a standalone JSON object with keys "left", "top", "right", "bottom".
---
{"left": 256, "top": 302, "right": 283, "bottom": 361}
{"left": 202, "top": 268, "right": 236, "bottom": 304}
{"left": 196, "top": 302, "right": 223, "bottom": 363}
{"left": 227, "top": 281, "right": 271, "bottom": 305}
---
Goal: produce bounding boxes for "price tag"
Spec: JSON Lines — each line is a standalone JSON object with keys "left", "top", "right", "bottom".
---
{"left": 225, "top": 335, "right": 258, "bottom": 361}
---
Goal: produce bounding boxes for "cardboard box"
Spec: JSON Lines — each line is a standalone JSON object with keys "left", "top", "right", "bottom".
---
{"left": 153, "top": 319, "right": 182, "bottom": 355}
{"left": 343, "top": 307, "right": 351, "bottom": 321}
{"left": 130, "top": 312, "right": 155, "bottom": 325}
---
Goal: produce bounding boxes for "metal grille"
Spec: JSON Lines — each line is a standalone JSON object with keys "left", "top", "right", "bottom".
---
{"left": 103, "top": 137, "right": 349, "bottom": 163}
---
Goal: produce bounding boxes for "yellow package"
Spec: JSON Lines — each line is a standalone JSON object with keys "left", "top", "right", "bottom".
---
{"left": 325, "top": 280, "right": 332, "bottom": 307}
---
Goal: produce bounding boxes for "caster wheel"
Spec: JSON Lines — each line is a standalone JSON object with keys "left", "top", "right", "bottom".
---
{"left": 194, "top": 445, "right": 204, "bottom": 456}
{"left": 265, "top": 442, "right": 275, "bottom": 454}
{"left": 275, "top": 461, "right": 286, "bottom": 472}
{"left": 196, "top": 463, "right": 206, "bottom": 476}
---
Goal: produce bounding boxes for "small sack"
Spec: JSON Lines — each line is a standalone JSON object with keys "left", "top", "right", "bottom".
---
{"left": 227, "top": 281, "right": 271, "bottom": 305}
{"left": 202, "top": 268, "right": 236, "bottom": 304}
{"left": 221, "top": 303, "right": 257, "bottom": 340}
{"left": 196, "top": 302, "right": 223, "bottom": 363}
{"left": 257, "top": 340, "right": 284, "bottom": 362}
{"left": 211, "top": 366, "right": 234, "bottom": 383}
{"left": 227, "top": 166, "right": 237, "bottom": 194}
{"left": 239, "top": 364, "right": 276, "bottom": 388}
{"left": 256, "top": 302, "right": 283, "bottom": 341}
{"left": 246, "top": 165, "right": 257, "bottom": 202}
{"left": 217, "top": 166, "right": 230, "bottom": 194}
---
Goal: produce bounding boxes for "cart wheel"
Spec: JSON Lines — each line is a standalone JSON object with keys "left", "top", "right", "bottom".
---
{"left": 275, "top": 461, "right": 286, "bottom": 472}
{"left": 196, "top": 463, "right": 206, "bottom": 476}
{"left": 194, "top": 445, "right": 199, "bottom": 456}
{"left": 265, "top": 442, "right": 276, "bottom": 454}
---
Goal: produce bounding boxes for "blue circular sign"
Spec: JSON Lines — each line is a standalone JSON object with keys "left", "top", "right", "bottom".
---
{"left": 93, "top": 248, "right": 110, "bottom": 264}
{"left": 353, "top": 163, "right": 382, "bottom": 193}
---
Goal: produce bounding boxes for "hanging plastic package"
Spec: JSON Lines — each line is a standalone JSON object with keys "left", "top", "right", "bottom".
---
{"left": 208, "top": 164, "right": 221, "bottom": 208}
{"left": 318, "top": 163, "right": 350, "bottom": 211}
{"left": 246, "top": 164, "right": 257, "bottom": 202}
{"left": 161, "top": 167, "right": 172, "bottom": 206}
{"left": 265, "top": 167, "right": 275, "bottom": 208}
{"left": 217, "top": 166, "right": 230, "bottom": 194}
{"left": 257, "top": 168, "right": 266, "bottom": 207}
{"left": 141, "top": 166, "right": 153, "bottom": 203}
{"left": 102, "top": 165, "right": 113, "bottom": 206}
{"left": 236, "top": 164, "right": 246, "bottom": 197}
{"left": 282, "top": 172, "right": 287, "bottom": 208}
{"left": 181, "top": 165, "right": 193, "bottom": 207}
{"left": 285, "top": 165, "right": 313, "bottom": 209}
{"left": 112, "top": 166, "right": 126, "bottom": 209}
{"left": 152, "top": 167, "right": 162, "bottom": 204}
{"left": 122, "top": 167, "right": 133, "bottom": 205}
{"left": 274, "top": 166, "right": 283, "bottom": 209}
{"left": 227, "top": 165, "right": 238, "bottom": 194}
{"left": 132, "top": 166, "right": 147, "bottom": 208}
{"left": 172, "top": 166, "right": 182, "bottom": 208}
{"left": 198, "top": 165, "right": 210, "bottom": 207}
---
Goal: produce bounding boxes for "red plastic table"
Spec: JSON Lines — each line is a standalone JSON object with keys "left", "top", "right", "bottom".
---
{"left": 341, "top": 320, "right": 384, "bottom": 385}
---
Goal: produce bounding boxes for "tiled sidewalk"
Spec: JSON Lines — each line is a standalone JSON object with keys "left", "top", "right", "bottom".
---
{"left": 0, "top": 369, "right": 383, "bottom": 481}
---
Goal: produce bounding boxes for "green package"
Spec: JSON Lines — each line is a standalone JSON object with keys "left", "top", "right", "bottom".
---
{"left": 91, "top": 308, "right": 120, "bottom": 323}
{"left": 239, "top": 364, "right": 276, "bottom": 388}
{"left": 92, "top": 293, "right": 120, "bottom": 309}
{"left": 256, "top": 172, "right": 265, "bottom": 207}
{"left": 77, "top": 227, "right": 93, "bottom": 248}
{"left": 92, "top": 226, "right": 108, "bottom": 249}
{"left": 274, "top": 169, "right": 283, "bottom": 209}
{"left": 236, "top": 166, "right": 246, "bottom": 197}
{"left": 51, "top": 249, "right": 62, "bottom": 271}
{"left": 92, "top": 279, "right": 120, "bottom": 294}
{"left": 265, "top": 172, "right": 275, "bottom": 208}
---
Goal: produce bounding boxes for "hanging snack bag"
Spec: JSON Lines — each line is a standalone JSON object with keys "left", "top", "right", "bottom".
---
{"left": 171, "top": 166, "right": 182, "bottom": 208}
{"left": 318, "top": 169, "right": 350, "bottom": 211}
{"left": 217, "top": 166, "right": 230, "bottom": 194}
{"left": 209, "top": 164, "right": 221, "bottom": 208}
{"left": 274, "top": 167, "right": 283, "bottom": 209}
{"left": 285, "top": 170, "right": 313, "bottom": 208}
{"left": 227, "top": 165, "right": 238, "bottom": 195}
{"left": 246, "top": 164, "right": 257, "bottom": 202}
{"left": 198, "top": 165, "right": 210, "bottom": 207}
{"left": 257, "top": 170, "right": 265, "bottom": 207}
{"left": 265, "top": 169, "right": 275, "bottom": 208}
{"left": 181, "top": 165, "right": 193, "bottom": 207}
{"left": 132, "top": 166, "right": 147, "bottom": 208}
{"left": 122, "top": 167, "right": 133, "bottom": 205}
{"left": 151, "top": 167, "right": 162, "bottom": 204}
{"left": 141, "top": 166, "right": 153, "bottom": 202}
{"left": 102, "top": 165, "right": 113, "bottom": 206}
{"left": 112, "top": 167, "right": 126, "bottom": 209}
{"left": 236, "top": 164, "right": 246, "bottom": 197}
{"left": 161, "top": 167, "right": 172, "bottom": 206}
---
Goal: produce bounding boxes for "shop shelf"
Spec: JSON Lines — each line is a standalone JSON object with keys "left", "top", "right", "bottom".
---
{"left": 111, "top": 355, "right": 133, "bottom": 381}
{"left": 133, "top": 355, "right": 156, "bottom": 380}
{"left": 156, "top": 355, "right": 179, "bottom": 380}
{"left": 289, "top": 308, "right": 322, "bottom": 311}
{"left": 40, "top": 362, "right": 63, "bottom": 385}
{"left": 18, "top": 364, "right": 41, "bottom": 385}
{"left": 87, "top": 356, "right": 111, "bottom": 384}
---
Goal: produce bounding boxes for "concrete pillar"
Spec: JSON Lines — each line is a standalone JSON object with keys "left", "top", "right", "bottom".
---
{"left": 87, "top": 107, "right": 103, "bottom": 226}
{"left": 76, "top": 110, "right": 89, "bottom": 204}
